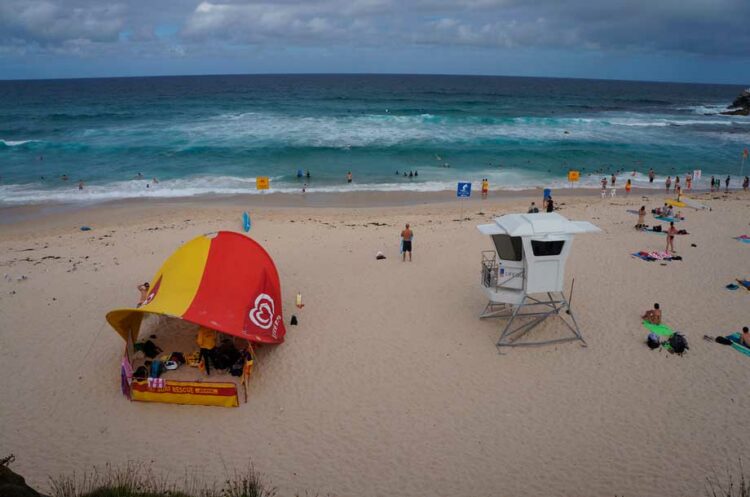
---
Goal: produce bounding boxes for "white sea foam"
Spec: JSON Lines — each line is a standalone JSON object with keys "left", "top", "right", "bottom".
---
{"left": 0, "top": 139, "right": 36, "bottom": 146}
{"left": 0, "top": 169, "right": 725, "bottom": 206}
{"left": 675, "top": 104, "right": 731, "bottom": 115}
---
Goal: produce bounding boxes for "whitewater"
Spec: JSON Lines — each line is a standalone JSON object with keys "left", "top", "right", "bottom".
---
{"left": 0, "top": 74, "right": 747, "bottom": 205}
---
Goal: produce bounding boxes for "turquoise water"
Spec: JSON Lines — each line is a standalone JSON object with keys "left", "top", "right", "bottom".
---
{"left": 0, "top": 74, "right": 748, "bottom": 205}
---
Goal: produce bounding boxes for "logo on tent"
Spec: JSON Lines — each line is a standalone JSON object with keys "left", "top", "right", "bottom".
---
{"left": 248, "top": 293, "right": 275, "bottom": 330}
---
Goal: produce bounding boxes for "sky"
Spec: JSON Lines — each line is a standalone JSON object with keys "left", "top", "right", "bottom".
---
{"left": 1, "top": 0, "right": 749, "bottom": 83}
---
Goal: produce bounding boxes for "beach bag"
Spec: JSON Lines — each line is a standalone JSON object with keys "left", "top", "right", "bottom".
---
{"left": 669, "top": 333, "right": 689, "bottom": 354}
{"left": 647, "top": 333, "right": 661, "bottom": 350}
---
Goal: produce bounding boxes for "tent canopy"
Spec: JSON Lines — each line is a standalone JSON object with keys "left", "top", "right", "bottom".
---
{"left": 477, "top": 213, "right": 601, "bottom": 238}
{"left": 107, "top": 231, "right": 286, "bottom": 345}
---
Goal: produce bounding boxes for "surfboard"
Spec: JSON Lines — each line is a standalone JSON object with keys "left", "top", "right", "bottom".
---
{"left": 665, "top": 199, "right": 686, "bottom": 207}
{"left": 682, "top": 197, "right": 708, "bottom": 210}
{"left": 242, "top": 212, "right": 251, "bottom": 232}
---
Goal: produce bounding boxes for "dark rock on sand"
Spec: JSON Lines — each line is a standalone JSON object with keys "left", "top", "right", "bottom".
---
{"left": 721, "top": 88, "right": 750, "bottom": 116}
{"left": 0, "top": 456, "right": 45, "bottom": 497}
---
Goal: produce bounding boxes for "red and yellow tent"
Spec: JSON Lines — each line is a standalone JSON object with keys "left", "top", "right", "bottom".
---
{"left": 107, "top": 231, "right": 286, "bottom": 345}
{"left": 107, "top": 231, "right": 286, "bottom": 407}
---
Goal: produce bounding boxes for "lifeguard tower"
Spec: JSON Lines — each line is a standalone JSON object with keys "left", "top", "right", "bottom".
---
{"left": 477, "top": 213, "right": 600, "bottom": 350}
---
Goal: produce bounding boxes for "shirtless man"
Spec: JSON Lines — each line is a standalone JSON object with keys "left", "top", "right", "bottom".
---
{"left": 137, "top": 282, "right": 150, "bottom": 307}
{"left": 741, "top": 326, "right": 750, "bottom": 348}
{"left": 666, "top": 221, "right": 677, "bottom": 254}
{"left": 642, "top": 303, "right": 662, "bottom": 325}
{"left": 401, "top": 223, "right": 413, "bottom": 262}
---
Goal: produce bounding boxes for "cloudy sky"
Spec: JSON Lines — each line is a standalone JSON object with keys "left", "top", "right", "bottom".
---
{"left": 1, "top": 0, "right": 749, "bottom": 82}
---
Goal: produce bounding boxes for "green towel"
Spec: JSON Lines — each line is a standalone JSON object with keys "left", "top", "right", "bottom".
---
{"left": 642, "top": 320, "right": 674, "bottom": 337}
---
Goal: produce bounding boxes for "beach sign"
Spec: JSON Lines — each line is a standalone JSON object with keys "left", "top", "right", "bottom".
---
{"left": 256, "top": 176, "right": 270, "bottom": 190}
{"left": 457, "top": 182, "right": 472, "bottom": 198}
{"left": 567, "top": 170, "right": 580, "bottom": 182}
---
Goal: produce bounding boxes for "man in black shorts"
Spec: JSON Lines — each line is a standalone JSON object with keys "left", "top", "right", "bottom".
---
{"left": 401, "top": 223, "right": 413, "bottom": 262}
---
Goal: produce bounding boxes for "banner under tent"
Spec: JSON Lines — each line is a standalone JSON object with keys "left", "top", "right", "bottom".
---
{"left": 106, "top": 231, "right": 286, "bottom": 407}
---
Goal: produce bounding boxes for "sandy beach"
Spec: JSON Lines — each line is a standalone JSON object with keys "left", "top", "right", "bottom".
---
{"left": 1, "top": 189, "right": 749, "bottom": 497}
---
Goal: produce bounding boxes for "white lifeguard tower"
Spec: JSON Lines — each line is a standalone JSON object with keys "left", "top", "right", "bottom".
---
{"left": 477, "top": 212, "right": 601, "bottom": 350}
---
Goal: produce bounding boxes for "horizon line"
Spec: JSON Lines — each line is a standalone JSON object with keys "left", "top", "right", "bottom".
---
{"left": 0, "top": 71, "right": 745, "bottom": 87}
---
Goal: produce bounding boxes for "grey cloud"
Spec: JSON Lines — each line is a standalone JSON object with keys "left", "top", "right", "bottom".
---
{"left": 0, "top": 0, "right": 748, "bottom": 59}
{"left": 0, "top": 1, "right": 125, "bottom": 45}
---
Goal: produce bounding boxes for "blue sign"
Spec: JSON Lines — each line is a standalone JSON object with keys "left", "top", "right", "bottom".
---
{"left": 457, "top": 182, "right": 472, "bottom": 198}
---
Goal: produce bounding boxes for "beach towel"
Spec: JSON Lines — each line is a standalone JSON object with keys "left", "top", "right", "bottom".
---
{"left": 642, "top": 320, "right": 674, "bottom": 337}
{"left": 734, "top": 235, "right": 750, "bottom": 244}
{"left": 728, "top": 333, "right": 750, "bottom": 357}
{"left": 654, "top": 215, "right": 683, "bottom": 223}
{"left": 642, "top": 228, "right": 689, "bottom": 235}
{"left": 632, "top": 250, "right": 675, "bottom": 262}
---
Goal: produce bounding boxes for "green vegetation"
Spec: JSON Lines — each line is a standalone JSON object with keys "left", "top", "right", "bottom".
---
{"left": 49, "top": 463, "right": 277, "bottom": 497}
{"left": 706, "top": 460, "right": 750, "bottom": 497}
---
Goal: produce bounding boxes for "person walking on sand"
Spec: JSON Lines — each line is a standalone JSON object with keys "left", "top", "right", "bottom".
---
{"left": 710, "top": 175, "right": 715, "bottom": 192}
{"left": 666, "top": 221, "right": 677, "bottom": 254}
{"left": 725, "top": 175, "right": 731, "bottom": 192}
{"left": 601, "top": 177, "right": 607, "bottom": 190}
{"left": 400, "top": 223, "right": 413, "bottom": 262}
{"left": 674, "top": 176, "right": 680, "bottom": 193}
{"left": 481, "top": 178, "right": 489, "bottom": 198}
{"left": 347, "top": 171, "right": 353, "bottom": 183}
{"left": 685, "top": 174, "right": 692, "bottom": 192}
{"left": 610, "top": 173, "right": 616, "bottom": 187}
{"left": 665, "top": 176, "right": 672, "bottom": 193}
{"left": 625, "top": 179, "right": 632, "bottom": 196}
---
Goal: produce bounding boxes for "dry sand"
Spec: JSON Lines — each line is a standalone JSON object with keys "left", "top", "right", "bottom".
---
{"left": 1, "top": 190, "right": 750, "bottom": 497}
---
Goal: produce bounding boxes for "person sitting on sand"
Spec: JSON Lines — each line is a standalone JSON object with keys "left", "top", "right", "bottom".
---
{"left": 137, "top": 282, "right": 150, "bottom": 307}
{"left": 636, "top": 205, "right": 646, "bottom": 229}
{"left": 741, "top": 326, "right": 750, "bottom": 348}
{"left": 642, "top": 303, "right": 662, "bottom": 325}
{"left": 528, "top": 202, "right": 539, "bottom": 213}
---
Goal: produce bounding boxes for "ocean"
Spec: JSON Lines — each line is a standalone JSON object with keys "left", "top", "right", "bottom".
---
{"left": 0, "top": 74, "right": 747, "bottom": 205}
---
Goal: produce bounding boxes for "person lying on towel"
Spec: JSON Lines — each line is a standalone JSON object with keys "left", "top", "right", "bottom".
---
{"left": 711, "top": 326, "right": 750, "bottom": 348}
{"left": 641, "top": 303, "right": 662, "bottom": 325}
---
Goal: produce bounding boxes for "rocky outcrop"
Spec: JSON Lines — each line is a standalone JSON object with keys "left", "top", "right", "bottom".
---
{"left": 0, "top": 456, "right": 44, "bottom": 497}
{"left": 721, "top": 88, "right": 750, "bottom": 116}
